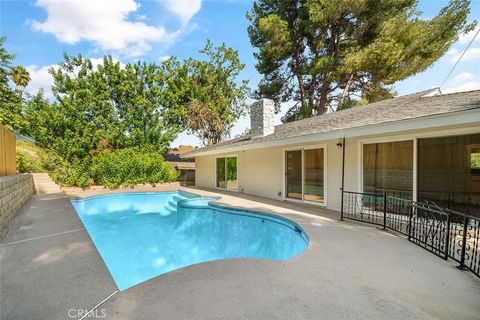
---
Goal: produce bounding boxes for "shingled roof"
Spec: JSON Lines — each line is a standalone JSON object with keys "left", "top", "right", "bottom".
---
{"left": 183, "top": 88, "right": 480, "bottom": 157}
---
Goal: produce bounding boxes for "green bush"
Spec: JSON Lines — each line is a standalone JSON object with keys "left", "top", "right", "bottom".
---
{"left": 42, "top": 152, "right": 91, "bottom": 189}
{"left": 91, "top": 148, "right": 179, "bottom": 188}
{"left": 16, "top": 150, "right": 37, "bottom": 173}
{"left": 16, "top": 148, "right": 46, "bottom": 173}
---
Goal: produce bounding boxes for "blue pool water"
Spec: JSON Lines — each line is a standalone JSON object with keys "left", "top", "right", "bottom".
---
{"left": 72, "top": 192, "right": 309, "bottom": 290}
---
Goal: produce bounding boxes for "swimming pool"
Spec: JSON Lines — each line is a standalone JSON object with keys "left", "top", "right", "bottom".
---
{"left": 72, "top": 191, "right": 309, "bottom": 290}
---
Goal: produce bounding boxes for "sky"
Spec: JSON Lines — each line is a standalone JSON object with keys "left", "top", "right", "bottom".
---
{"left": 1, "top": 0, "right": 479, "bottom": 147}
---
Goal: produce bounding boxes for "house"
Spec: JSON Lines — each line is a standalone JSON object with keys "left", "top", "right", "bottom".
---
{"left": 182, "top": 88, "right": 480, "bottom": 215}
{"left": 164, "top": 145, "right": 196, "bottom": 186}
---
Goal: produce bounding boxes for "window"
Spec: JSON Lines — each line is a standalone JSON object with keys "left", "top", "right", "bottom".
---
{"left": 363, "top": 140, "right": 413, "bottom": 199}
{"left": 216, "top": 156, "right": 237, "bottom": 190}
{"left": 417, "top": 134, "right": 480, "bottom": 214}
{"left": 471, "top": 147, "right": 480, "bottom": 174}
{"left": 285, "top": 147, "right": 325, "bottom": 204}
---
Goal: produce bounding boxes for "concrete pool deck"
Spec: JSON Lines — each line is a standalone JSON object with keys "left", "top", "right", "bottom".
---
{"left": 1, "top": 186, "right": 479, "bottom": 319}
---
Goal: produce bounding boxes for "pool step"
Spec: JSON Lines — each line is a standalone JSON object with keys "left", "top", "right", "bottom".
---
{"left": 165, "top": 194, "right": 189, "bottom": 213}
{"left": 165, "top": 206, "right": 176, "bottom": 214}
{"left": 172, "top": 195, "right": 187, "bottom": 202}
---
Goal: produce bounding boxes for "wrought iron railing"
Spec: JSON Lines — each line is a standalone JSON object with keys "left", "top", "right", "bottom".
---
{"left": 341, "top": 189, "right": 480, "bottom": 278}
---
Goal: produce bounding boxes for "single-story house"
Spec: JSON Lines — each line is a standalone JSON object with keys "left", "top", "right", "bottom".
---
{"left": 182, "top": 88, "right": 480, "bottom": 215}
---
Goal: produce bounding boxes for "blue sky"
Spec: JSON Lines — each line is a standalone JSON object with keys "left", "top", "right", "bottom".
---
{"left": 1, "top": 0, "right": 479, "bottom": 147}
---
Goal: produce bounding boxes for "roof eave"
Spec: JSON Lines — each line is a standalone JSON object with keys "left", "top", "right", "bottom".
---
{"left": 183, "top": 108, "right": 480, "bottom": 157}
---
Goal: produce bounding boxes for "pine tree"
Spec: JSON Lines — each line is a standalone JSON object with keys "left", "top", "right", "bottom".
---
{"left": 247, "top": 0, "right": 475, "bottom": 121}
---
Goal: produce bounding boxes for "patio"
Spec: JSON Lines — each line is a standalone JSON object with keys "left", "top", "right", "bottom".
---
{"left": 1, "top": 186, "right": 479, "bottom": 319}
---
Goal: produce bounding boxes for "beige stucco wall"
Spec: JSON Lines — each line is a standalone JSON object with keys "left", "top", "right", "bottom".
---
{"left": 194, "top": 139, "right": 355, "bottom": 211}
{"left": 194, "top": 123, "right": 480, "bottom": 212}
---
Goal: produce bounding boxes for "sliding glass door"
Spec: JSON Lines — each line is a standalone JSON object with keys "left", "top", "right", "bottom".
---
{"left": 216, "top": 158, "right": 226, "bottom": 188}
{"left": 304, "top": 148, "right": 325, "bottom": 202}
{"left": 216, "top": 156, "right": 238, "bottom": 190}
{"left": 285, "top": 147, "right": 325, "bottom": 204}
{"left": 286, "top": 150, "right": 302, "bottom": 199}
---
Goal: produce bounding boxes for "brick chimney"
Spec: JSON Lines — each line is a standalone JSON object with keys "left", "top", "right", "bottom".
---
{"left": 250, "top": 98, "right": 275, "bottom": 138}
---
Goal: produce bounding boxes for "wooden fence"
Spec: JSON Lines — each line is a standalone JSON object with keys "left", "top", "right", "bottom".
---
{"left": 0, "top": 124, "right": 16, "bottom": 176}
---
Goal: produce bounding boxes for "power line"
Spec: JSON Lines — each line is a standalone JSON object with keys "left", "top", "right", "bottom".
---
{"left": 440, "top": 27, "right": 480, "bottom": 89}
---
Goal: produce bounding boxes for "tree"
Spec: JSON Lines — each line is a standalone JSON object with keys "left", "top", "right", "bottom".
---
{"left": 47, "top": 54, "right": 180, "bottom": 161}
{"left": 0, "top": 37, "right": 14, "bottom": 83}
{"left": 247, "top": 0, "right": 475, "bottom": 121}
{"left": 0, "top": 37, "right": 23, "bottom": 131}
{"left": 11, "top": 66, "right": 31, "bottom": 94}
{"left": 165, "top": 40, "right": 249, "bottom": 145}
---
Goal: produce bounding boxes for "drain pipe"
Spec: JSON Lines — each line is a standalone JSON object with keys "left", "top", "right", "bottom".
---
{"left": 340, "top": 136, "right": 346, "bottom": 220}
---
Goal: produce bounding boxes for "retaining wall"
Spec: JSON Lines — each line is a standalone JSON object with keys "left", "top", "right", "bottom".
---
{"left": 0, "top": 174, "right": 34, "bottom": 240}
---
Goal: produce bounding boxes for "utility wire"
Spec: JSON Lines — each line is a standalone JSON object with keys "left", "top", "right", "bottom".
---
{"left": 440, "top": 27, "right": 480, "bottom": 89}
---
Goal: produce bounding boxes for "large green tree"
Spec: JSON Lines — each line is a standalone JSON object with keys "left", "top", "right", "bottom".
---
{"left": 0, "top": 37, "right": 23, "bottom": 131}
{"left": 247, "top": 0, "right": 475, "bottom": 121}
{"left": 164, "top": 40, "right": 249, "bottom": 145}
{"left": 47, "top": 54, "right": 179, "bottom": 161}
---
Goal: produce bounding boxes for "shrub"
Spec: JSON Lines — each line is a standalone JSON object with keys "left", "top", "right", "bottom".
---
{"left": 16, "top": 151, "right": 37, "bottom": 173}
{"left": 43, "top": 153, "right": 91, "bottom": 188}
{"left": 91, "top": 148, "right": 179, "bottom": 188}
{"left": 16, "top": 142, "right": 46, "bottom": 173}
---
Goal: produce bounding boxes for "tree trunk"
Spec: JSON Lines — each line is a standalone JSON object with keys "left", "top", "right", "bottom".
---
{"left": 317, "top": 85, "right": 329, "bottom": 115}
{"left": 297, "top": 74, "right": 306, "bottom": 110}
{"left": 338, "top": 74, "right": 354, "bottom": 107}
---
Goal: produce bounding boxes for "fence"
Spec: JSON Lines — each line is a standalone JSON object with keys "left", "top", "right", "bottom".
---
{"left": 0, "top": 125, "right": 16, "bottom": 176}
{"left": 341, "top": 189, "right": 480, "bottom": 278}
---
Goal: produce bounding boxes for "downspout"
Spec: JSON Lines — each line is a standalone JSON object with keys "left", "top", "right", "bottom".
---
{"left": 340, "top": 136, "right": 346, "bottom": 220}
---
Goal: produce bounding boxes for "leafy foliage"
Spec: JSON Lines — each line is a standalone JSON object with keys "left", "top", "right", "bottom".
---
{"left": 247, "top": 0, "right": 475, "bottom": 121}
{"left": 0, "top": 37, "right": 23, "bottom": 131}
{"left": 16, "top": 141, "right": 49, "bottom": 173}
{"left": 11, "top": 65, "right": 31, "bottom": 89}
{"left": 46, "top": 54, "right": 179, "bottom": 161}
{"left": 15, "top": 140, "right": 91, "bottom": 188}
{"left": 164, "top": 40, "right": 249, "bottom": 145}
{"left": 16, "top": 151, "right": 38, "bottom": 173}
{"left": 1, "top": 37, "right": 249, "bottom": 187}
{"left": 91, "top": 149, "right": 179, "bottom": 188}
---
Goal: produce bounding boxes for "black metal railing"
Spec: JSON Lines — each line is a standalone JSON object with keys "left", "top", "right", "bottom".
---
{"left": 341, "top": 189, "right": 480, "bottom": 278}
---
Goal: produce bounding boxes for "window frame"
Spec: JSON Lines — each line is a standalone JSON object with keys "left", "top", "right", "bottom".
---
{"left": 357, "top": 126, "right": 480, "bottom": 203}
{"left": 360, "top": 138, "right": 415, "bottom": 200}
{"left": 282, "top": 144, "right": 328, "bottom": 207}
{"left": 469, "top": 144, "right": 480, "bottom": 175}
{"left": 214, "top": 154, "right": 239, "bottom": 191}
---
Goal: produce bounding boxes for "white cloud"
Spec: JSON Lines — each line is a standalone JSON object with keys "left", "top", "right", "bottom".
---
{"left": 30, "top": 0, "right": 201, "bottom": 57}
{"left": 447, "top": 47, "right": 480, "bottom": 63}
{"left": 25, "top": 64, "right": 55, "bottom": 99}
{"left": 443, "top": 81, "right": 480, "bottom": 94}
{"left": 453, "top": 72, "right": 475, "bottom": 82}
{"left": 458, "top": 26, "right": 480, "bottom": 45}
{"left": 163, "top": 0, "right": 202, "bottom": 26}
{"left": 159, "top": 55, "right": 171, "bottom": 62}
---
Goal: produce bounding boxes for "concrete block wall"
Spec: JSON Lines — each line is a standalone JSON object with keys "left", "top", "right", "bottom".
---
{"left": 0, "top": 174, "right": 34, "bottom": 241}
